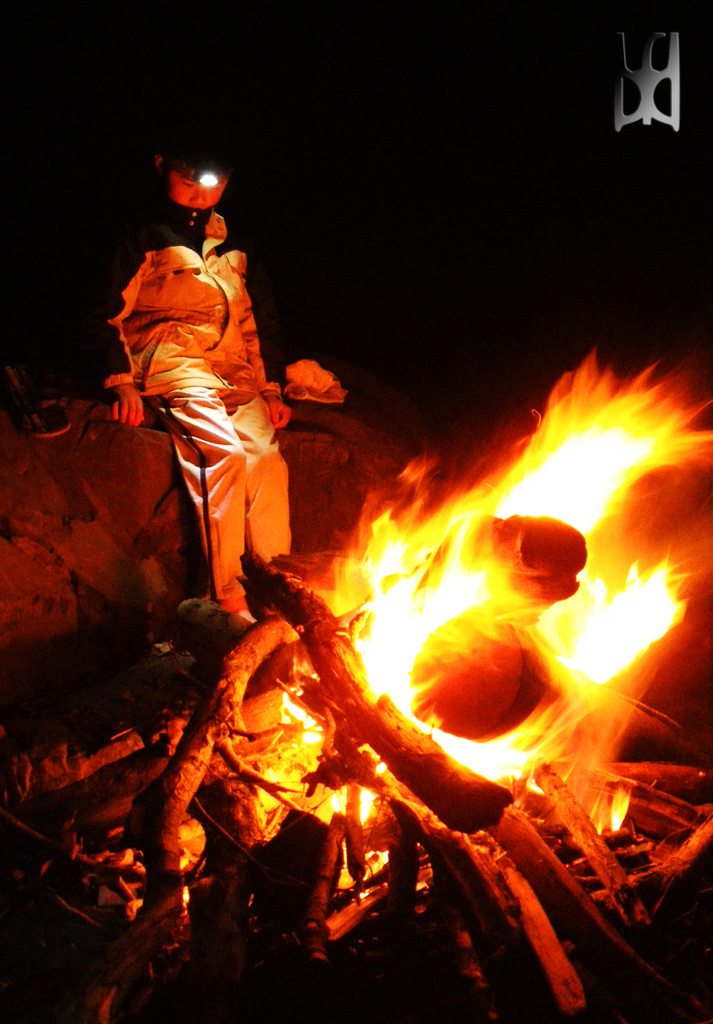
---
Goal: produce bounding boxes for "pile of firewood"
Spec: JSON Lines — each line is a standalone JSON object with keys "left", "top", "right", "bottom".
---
{"left": 0, "top": 557, "right": 711, "bottom": 1024}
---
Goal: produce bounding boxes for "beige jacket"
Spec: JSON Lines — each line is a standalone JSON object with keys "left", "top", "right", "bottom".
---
{"left": 103, "top": 208, "right": 280, "bottom": 403}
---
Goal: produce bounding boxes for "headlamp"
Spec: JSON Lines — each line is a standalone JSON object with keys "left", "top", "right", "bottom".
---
{"left": 166, "top": 156, "right": 230, "bottom": 187}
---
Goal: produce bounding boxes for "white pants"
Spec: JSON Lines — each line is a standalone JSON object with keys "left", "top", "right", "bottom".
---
{"left": 148, "top": 387, "right": 291, "bottom": 601}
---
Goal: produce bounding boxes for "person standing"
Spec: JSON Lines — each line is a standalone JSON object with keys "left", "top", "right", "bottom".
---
{"left": 92, "top": 143, "right": 291, "bottom": 619}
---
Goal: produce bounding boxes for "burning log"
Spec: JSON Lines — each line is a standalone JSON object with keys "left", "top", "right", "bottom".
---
{"left": 422, "top": 513, "right": 588, "bottom": 611}
{"left": 488, "top": 514, "right": 588, "bottom": 604}
{"left": 533, "top": 763, "right": 651, "bottom": 929}
{"left": 242, "top": 552, "right": 512, "bottom": 833}
{"left": 409, "top": 609, "right": 567, "bottom": 742}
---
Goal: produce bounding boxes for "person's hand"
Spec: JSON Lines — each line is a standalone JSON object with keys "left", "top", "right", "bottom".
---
{"left": 264, "top": 394, "right": 292, "bottom": 429}
{"left": 110, "top": 383, "right": 144, "bottom": 427}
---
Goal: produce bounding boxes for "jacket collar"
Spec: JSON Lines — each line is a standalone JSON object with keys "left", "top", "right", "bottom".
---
{"left": 155, "top": 198, "right": 227, "bottom": 251}
{"left": 204, "top": 209, "right": 227, "bottom": 249}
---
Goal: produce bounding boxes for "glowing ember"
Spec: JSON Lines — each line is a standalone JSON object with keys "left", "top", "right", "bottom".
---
{"left": 335, "top": 352, "right": 711, "bottom": 785}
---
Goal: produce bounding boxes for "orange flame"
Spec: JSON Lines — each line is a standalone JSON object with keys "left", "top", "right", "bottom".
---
{"left": 334, "top": 352, "right": 711, "bottom": 785}
{"left": 591, "top": 784, "right": 632, "bottom": 835}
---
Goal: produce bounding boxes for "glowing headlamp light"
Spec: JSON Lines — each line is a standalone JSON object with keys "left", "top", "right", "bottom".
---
{"left": 166, "top": 156, "right": 230, "bottom": 187}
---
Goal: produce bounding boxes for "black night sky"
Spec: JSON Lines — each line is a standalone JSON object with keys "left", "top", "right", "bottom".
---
{"left": 9, "top": 3, "right": 711, "bottom": 440}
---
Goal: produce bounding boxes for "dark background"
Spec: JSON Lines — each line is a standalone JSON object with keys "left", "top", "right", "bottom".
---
{"left": 7, "top": 3, "right": 711, "bottom": 439}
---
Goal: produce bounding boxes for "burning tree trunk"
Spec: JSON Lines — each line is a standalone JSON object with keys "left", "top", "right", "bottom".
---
{"left": 242, "top": 552, "right": 513, "bottom": 833}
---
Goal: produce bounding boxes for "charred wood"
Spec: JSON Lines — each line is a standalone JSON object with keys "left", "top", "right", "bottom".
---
{"left": 57, "top": 878, "right": 185, "bottom": 1024}
{"left": 421, "top": 513, "right": 587, "bottom": 611}
{"left": 57, "top": 617, "right": 295, "bottom": 1024}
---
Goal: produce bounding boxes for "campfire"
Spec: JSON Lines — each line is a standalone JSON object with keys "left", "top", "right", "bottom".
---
{"left": 1, "top": 353, "right": 711, "bottom": 1024}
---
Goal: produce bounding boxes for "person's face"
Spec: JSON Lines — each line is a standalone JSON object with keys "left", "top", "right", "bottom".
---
{"left": 156, "top": 155, "right": 230, "bottom": 209}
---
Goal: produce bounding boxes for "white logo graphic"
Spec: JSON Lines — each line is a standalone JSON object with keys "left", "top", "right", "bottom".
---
{"left": 615, "top": 33, "right": 680, "bottom": 132}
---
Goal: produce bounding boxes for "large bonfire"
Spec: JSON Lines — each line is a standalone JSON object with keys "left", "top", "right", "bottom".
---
{"left": 335, "top": 350, "right": 712, "bottom": 817}
{"left": 2, "top": 350, "right": 711, "bottom": 1024}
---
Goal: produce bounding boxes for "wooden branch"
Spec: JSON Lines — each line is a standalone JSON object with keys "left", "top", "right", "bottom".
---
{"left": 491, "top": 806, "right": 707, "bottom": 1024}
{"left": 59, "top": 617, "right": 296, "bottom": 1024}
{"left": 636, "top": 812, "right": 713, "bottom": 915}
{"left": 215, "top": 737, "right": 305, "bottom": 812}
{"left": 495, "top": 857, "right": 586, "bottom": 1018}
{"left": 136, "top": 616, "right": 297, "bottom": 881}
{"left": 533, "top": 763, "right": 650, "bottom": 928}
{"left": 385, "top": 819, "right": 421, "bottom": 918}
{"left": 0, "top": 728, "right": 145, "bottom": 805}
{"left": 182, "top": 865, "right": 251, "bottom": 1024}
{"left": 13, "top": 747, "right": 170, "bottom": 838}
{"left": 302, "top": 812, "right": 346, "bottom": 962}
{"left": 325, "top": 880, "right": 390, "bottom": 940}
{"left": 0, "top": 804, "right": 140, "bottom": 888}
{"left": 243, "top": 553, "right": 512, "bottom": 832}
{"left": 58, "top": 880, "right": 184, "bottom": 1024}
{"left": 344, "top": 751, "right": 522, "bottom": 951}
{"left": 344, "top": 784, "right": 367, "bottom": 888}
{"left": 604, "top": 763, "right": 713, "bottom": 805}
{"left": 582, "top": 765, "right": 706, "bottom": 839}
{"left": 385, "top": 765, "right": 585, "bottom": 1017}
{"left": 438, "top": 900, "right": 499, "bottom": 1023}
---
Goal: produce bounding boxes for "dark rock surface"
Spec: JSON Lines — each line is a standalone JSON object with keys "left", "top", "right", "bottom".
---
{"left": 0, "top": 363, "right": 425, "bottom": 705}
